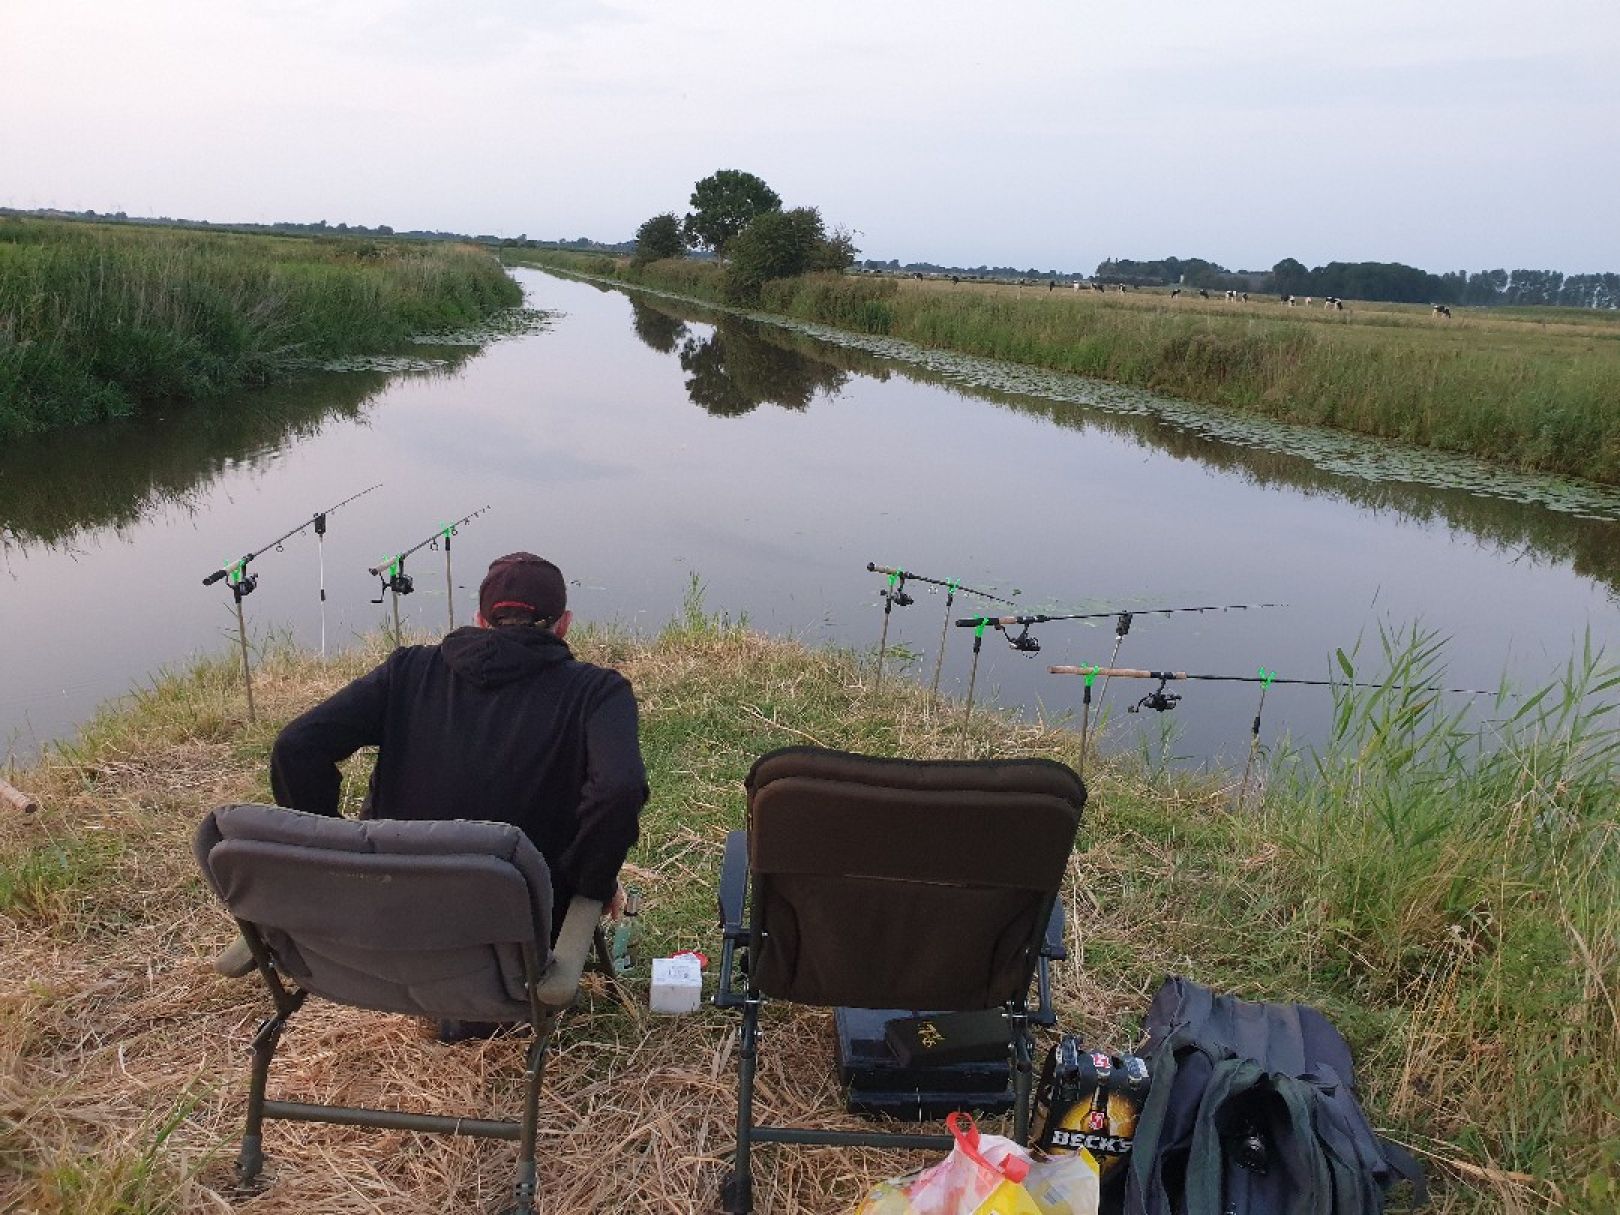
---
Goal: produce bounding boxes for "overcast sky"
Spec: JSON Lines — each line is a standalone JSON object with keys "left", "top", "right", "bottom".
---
{"left": 6, "top": 0, "right": 1618, "bottom": 274}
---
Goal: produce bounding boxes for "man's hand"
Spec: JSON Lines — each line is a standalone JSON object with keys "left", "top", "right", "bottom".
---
{"left": 606, "top": 882, "right": 627, "bottom": 921}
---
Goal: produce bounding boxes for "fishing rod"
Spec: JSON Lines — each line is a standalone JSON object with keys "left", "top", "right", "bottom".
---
{"left": 369, "top": 506, "right": 492, "bottom": 640}
{"left": 866, "top": 562, "right": 1017, "bottom": 696}
{"left": 200, "top": 483, "right": 383, "bottom": 721}
{"left": 1046, "top": 666, "right": 1497, "bottom": 695}
{"left": 1050, "top": 663, "right": 1498, "bottom": 808}
{"left": 953, "top": 602, "right": 1285, "bottom": 744}
{"left": 956, "top": 602, "right": 1287, "bottom": 654}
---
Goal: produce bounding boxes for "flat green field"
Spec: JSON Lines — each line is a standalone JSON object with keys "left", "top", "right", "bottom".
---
{"left": 517, "top": 250, "right": 1620, "bottom": 487}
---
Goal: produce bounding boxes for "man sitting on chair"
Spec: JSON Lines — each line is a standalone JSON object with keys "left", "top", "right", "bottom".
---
{"left": 216, "top": 552, "right": 648, "bottom": 1036}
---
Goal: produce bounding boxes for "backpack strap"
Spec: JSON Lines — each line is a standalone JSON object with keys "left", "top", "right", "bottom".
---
{"left": 1124, "top": 1028, "right": 1223, "bottom": 1215}
{"left": 1376, "top": 1137, "right": 1429, "bottom": 1207}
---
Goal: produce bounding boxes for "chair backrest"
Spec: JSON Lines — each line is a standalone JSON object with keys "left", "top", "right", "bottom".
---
{"left": 744, "top": 747, "right": 1085, "bottom": 1010}
{"left": 194, "top": 804, "right": 553, "bottom": 1022}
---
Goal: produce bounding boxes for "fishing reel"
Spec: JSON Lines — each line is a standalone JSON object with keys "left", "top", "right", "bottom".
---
{"left": 1129, "top": 675, "right": 1180, "bottom": 714}
{"left": 882, "top": 581, "right": 915, "bottom": 609}
{"left": 230, "top": 571, "right": 259, "bottom": 602}
{"left": 371, "top": 568, "right": 415, "bottom": 603}
{"left": 1006, "top": 623, "right": 1042, "bottom": 653}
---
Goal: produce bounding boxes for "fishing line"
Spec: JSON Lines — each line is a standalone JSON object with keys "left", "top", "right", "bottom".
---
{"left": 200, "top": 483, "right": 383, "bottom": 721}
{"left": 369, "top": 506, "right": 492, "bottom": 640}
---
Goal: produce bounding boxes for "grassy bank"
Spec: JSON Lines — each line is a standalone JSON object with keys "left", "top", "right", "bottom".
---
{"left": 0, "top": 218, "right": 521, "bottom": 439}
{"left": 1, "top": 616, "right": 1615, "bottom": 1212}
{"left": 514, "top": 250, "right": 1620, "bottom": 487}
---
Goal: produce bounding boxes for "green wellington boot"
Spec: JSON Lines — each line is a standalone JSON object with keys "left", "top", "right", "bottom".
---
{"left": 213, "top": 933, "right": 256, "bottom": 978}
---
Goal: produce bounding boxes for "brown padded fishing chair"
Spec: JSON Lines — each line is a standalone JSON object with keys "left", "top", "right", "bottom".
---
{"left": 714, "top": 747, "right": 1086, "bottom": 1213}
{"left": 194, "top": 804, "right": 611, "bottom": 1215}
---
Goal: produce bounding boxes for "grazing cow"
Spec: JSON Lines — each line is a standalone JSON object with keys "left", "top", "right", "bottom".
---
{"left": 1241, "top": 292, "right": 1250, "bottom": 302}
{"left": 1303, "top": 296, "right": 1313, "bottom": 306}
{"left": 1199, "top": 289, "right": 1210, "bottom": 299}
{"left": 1281, "top": 294, "right": 1294, "bottom": 305}
{"left": 1325, "top": 296, "right": 1344, "bottom": 310}
{"left": 1170, "top": 288, "right": 1181, "bottom": 298}
{"left": 1432, "top": 303, "right": 1452, "bottom": 318}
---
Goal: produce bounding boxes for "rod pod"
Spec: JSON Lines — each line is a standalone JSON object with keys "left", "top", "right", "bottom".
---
{"left": 369, "top": 506, "right": 491, "bottom": 643}
{"left": 867, "top": 562, "right": 1015, "bottom": 706}
{"left": 961, "top": 619, "right": 988, "bottom": 752}
{"left": 201, "top": 483, "right": 383, "bottom": 642}
{"left": 315, "top": 511, "right": 329, "bottom": 658}
{"left": 1074, "top": 665, "right": 1099, "bottom": 780}
{"left": 873, "top": 572, "right": 913, "bottom": 690}
{"left": 228, "top": 564, "right": 259, "bottom": 724}
{"left": 1233, "top": 668, "right": 1276, "bottom": 812}
{"left": 928, "top": 580, "right": 959, "bottom": 711}
{"left": 1093, "top": 612, "right": 1132, "bottom": 724}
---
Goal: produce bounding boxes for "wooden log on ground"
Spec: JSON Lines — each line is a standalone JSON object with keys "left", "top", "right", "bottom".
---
{"left": 0, "top": 777, "right": 39, "bottom": 813}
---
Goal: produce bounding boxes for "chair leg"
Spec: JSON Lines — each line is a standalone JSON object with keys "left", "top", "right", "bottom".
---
{"left": 505, "top": 1012, "right": 557, "bottom": 1215}
{"left": 724, "top": 997, "right": 760, "bottom": 1214}
{"left": 237, "top": 1013, "right": 288, "bottom": 1184}
{"left": 1010, "top": 1012, "right": 1034, "bottom": 1145}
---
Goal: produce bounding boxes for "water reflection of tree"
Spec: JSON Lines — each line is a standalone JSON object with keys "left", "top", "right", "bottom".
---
{"left": 677, "top": 320, "right": 852, "bottom": 418}
{"left": 0, "top": 350, "right": 474, "bottom": 553}
{"left": 628, "top": 299, "right": 689, "bottom": 354}
{"left": 621, "top": 287, "right": 1620, "bottom": 599}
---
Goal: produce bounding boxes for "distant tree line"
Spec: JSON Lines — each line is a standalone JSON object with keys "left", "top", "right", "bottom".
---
{"left": 1104, "top": 254, "right": 1620, "bottom": 309}
{"left": 0, "top": 207, "right": 634, "bottom": 254}
{"left": 860, "top": 258, "right": 1079, "bottom": 281}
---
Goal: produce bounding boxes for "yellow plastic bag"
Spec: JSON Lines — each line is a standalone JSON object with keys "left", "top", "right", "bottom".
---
{"left": 1022, "top": 1151, "right": 1100, "bottom": 1215}
{"left": 855, "top": 1113, "right": 1047, "bottom": 1215}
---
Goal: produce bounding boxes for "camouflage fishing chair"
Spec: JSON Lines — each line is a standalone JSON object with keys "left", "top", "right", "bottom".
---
{"left": 714, "top": 747, "right": 1086, "bottom": 1214}
{"left": 194, "top": 803, "right": 613, "bottom": 1215}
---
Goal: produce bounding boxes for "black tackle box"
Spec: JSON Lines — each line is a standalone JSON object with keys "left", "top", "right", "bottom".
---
{"left": 834, "top": 1007, "right": 1015, "bottom": 1120}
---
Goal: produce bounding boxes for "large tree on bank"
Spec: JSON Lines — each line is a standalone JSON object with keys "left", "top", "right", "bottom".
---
{"left": 722, "top": 206, "right": 857, "bottom": 303}
{"left": 684, "top": 169, "right": 781, "bottom": 257}
{"left": 632, "top": 212, "right": 686, "bottom": 265}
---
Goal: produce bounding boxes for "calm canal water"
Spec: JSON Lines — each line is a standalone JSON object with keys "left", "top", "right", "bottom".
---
{"left": 3, "top": 267, "right": 1616, "bottom": 765}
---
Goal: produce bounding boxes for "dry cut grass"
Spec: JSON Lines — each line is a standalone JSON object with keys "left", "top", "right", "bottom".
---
{"left": 2, "top": 618, "right": 1609, "bottom": 1212}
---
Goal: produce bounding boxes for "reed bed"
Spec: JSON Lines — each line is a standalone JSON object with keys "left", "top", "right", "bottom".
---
{"left": 1, "top": 608, "right": 1614, "bottom": 1212}
{"left": 0, "top": 219, "right": 520, "bottom": 439}
{"left": 518, "top": 250, "right": 1620, "bottom": 487}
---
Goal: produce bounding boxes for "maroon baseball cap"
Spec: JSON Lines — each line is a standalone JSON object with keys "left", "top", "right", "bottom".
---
{"left": 479, "top": 552, "right": 567, "bottom": 625}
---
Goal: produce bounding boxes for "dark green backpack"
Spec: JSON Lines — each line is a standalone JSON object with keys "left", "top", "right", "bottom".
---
{"left": 1123, "top": 977, "right": 1426, "bottom": 1215}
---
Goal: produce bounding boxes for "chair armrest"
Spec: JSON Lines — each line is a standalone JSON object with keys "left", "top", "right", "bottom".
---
{"left": 1042, "top": 898, "right": 1067, "bottom": 960}
{"left": 717, "top": 829, "right": 749, "bottom": 939}
{"left": 534, "top": 896, "right": 605, "bottom": 1008}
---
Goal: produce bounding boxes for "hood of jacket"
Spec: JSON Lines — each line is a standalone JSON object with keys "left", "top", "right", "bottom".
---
{"left": 440, "top": 625, "right": 574, "bottom": 689}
